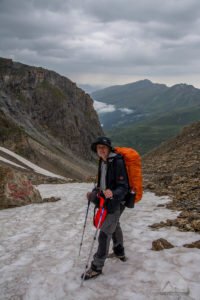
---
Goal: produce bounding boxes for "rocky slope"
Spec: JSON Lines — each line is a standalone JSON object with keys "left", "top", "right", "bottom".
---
{"left": 0, "top": 57, "right": 103, "bottom": 180}
{"left": 143, "top": 121, "right": 200, "bottom": 232}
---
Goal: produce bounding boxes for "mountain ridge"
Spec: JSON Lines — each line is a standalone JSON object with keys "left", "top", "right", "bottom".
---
{"left": 92, "top": 79, "right": 169, "bottom": 111}
{"left": 92, "top": 79, "right": 200, "bottom": 111}
{"left": 0, "top": 57, "right": 103, "bottom": 180}
{"left": 92, "top": 79, "right": 200, "bottom": 154}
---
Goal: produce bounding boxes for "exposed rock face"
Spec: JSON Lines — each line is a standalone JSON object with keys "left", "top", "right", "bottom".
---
{"left": 0, "top": 165, "right": 42, "bottom": 209}
{"left": 0, "top": 57, "right": 103, "bottom": 180}
{"left": 143, "top": 121, "right": 200, "bottom": 232}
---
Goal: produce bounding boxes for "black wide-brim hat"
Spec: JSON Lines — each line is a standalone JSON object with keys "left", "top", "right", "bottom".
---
{"left": 91, "top": 136, "right": 113, "bottom": 153}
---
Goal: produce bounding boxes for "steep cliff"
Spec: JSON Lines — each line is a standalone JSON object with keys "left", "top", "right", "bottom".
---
{"left": 0, "top": 57, "right": 103, "bottom": 180}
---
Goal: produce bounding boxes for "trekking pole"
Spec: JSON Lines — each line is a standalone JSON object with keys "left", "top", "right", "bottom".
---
{"left": 80, "top": 207, "right": 105, "bottom": 287}
{"left": 78, "top": 199, "right": 91, "bottom": 257}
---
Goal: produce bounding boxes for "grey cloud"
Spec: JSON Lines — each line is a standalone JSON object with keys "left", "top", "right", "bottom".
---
{"left": 0, "top": 0, "right": 200, "bottom": 87}
{"left": 76, "top": 0, "right": 200, "bottom": 23}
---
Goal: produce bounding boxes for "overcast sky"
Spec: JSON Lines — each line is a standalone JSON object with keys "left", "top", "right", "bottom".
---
{"left": 0, "top": 0, "right": 200, "bottom": 88}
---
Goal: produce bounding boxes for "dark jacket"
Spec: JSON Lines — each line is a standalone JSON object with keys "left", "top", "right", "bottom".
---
{"left": 96, "top": 153, "right": 129, "bottom": 212}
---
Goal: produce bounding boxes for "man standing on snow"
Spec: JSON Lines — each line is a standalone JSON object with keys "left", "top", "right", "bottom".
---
{"left": 82, "top": 136, "right": 129, "bottom": 280}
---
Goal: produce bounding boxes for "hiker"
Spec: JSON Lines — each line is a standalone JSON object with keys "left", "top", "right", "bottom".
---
{"left": 82, "top": 136, "right": 129, "bottom": 280}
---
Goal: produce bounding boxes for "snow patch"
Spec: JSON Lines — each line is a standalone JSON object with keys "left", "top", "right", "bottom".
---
{"left": 0, "top": 155, "right": 26, "bottom": 169}
{"left": 0, "top": 146, "right": 65, "bottom": 179}
{"left": 0, "top": 184, "right": 199, "bottom": 299}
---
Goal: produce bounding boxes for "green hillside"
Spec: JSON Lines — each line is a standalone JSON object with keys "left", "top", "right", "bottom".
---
{"left": 92, "top": 79, "right": 168, "bottom": 111}
{"left": 92, "top": 79, "right": 200, "bottom": 154}
{"left": 107, "top": 106, "right": 200, "bottom": 155}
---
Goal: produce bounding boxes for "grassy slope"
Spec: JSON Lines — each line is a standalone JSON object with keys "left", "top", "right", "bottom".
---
{"left": 107, "top": 106, "right": 200, "bottom": 155}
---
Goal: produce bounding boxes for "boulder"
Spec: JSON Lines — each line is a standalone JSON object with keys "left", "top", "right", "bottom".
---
{"left": 151, "top": 238, "right": 174, "bottom": 251}
{"left": 0, "top": 165, "right": 42, "bottom": 209}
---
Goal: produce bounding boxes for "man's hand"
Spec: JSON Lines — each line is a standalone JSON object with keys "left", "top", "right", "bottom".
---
{"left": 103, "top": 189, "right": 113, "bottom": 199}
{"left": 87, "top": 192, "right": 92, "bottom": 200}
{"left": 87, "top": 190, "right": 99, "bottom": 205}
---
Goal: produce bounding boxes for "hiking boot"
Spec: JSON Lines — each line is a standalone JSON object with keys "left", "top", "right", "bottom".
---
{"left": 111, "top": 244, "right": 127, "bottom": 261}
{"left": 108, "top": 252, "right": 127, "bottom": 261}
{"left": 113, "top": 244, "right": 125, "bottom": 256}
{"left": 117, "top": 254, "right": 127, "bottom": 262}
{"left": 81, "top": 265, "right": 102, "bottom": 280}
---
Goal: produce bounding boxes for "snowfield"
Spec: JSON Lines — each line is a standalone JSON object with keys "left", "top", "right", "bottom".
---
{"left": 0, "top": 146, "right": 65, "bottom": 179}
{"left": 0, "top": 183, "right": 200, "bottom": 300}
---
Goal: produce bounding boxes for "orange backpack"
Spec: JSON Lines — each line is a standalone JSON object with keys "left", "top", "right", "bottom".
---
{"left": 115, "top": 147, "right": 143, "bottom": 204}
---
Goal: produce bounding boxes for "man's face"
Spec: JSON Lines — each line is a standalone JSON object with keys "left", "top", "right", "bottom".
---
{"left": 96, "top": 144, "right": 110, "bottom": 161}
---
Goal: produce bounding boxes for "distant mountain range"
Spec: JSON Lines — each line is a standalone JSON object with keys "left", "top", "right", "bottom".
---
{"left": 92, "top": 79, "right": 200, "bottom": 112}
{"left": 91, "top": 79, "right": 200, "bottom": 154}
{"left": 78, "top": 84, "right": 106, "bottom": 94}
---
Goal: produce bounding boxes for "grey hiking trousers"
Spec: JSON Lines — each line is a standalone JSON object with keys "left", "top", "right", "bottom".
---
{"left": 92, "top": 204, "right": 125, "bottom": 270}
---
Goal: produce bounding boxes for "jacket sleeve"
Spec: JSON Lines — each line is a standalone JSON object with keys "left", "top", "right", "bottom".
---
{"left": 112, "top": 157, "right": 129, "bottom": 203}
